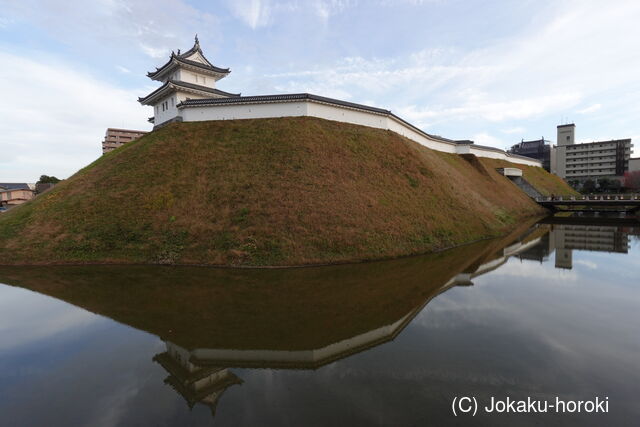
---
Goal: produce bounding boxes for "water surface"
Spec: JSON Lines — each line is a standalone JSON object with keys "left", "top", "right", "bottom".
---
{"left": 0, "top": 218, "right": 639, "bottom": 426}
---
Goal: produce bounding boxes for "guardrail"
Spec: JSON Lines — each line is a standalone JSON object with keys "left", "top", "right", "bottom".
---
{"left": 535, "top": 194, "right": 640, "bottom": 202}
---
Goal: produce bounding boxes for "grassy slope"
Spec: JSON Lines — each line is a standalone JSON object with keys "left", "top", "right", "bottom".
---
{"left": 481, "top": 158, "right": 579, "bottom": 197}
{"left": 0, "top": 117, "right": 569, "bottom": 266}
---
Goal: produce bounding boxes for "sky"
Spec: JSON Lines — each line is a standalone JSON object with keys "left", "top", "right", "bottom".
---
{"left": 1, "top": 0, "right": 639, "bottom": 182}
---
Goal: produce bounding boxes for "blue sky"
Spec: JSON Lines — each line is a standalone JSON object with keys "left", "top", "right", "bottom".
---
{"left": 1, "top": 0, "right": 639, "bottom": 181}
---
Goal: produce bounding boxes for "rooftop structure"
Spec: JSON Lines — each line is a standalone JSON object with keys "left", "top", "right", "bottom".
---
{"left": 508, "top": 138, "right": 551, "bottom": 171}
{"left": 102, "top": 128, "right": 148, "bottom": 154}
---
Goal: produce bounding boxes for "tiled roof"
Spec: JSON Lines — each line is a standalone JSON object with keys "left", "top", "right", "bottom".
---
{"left": 147, "top": 57, "right": 230, "bottom": 79}
{"left": 177, "top": 93, "right": 460, "bottom": 145}
{"left": 138, "top": 80, "right": 240, "bottom": 104}
{"left": 0, "top": 183, "right": 30, "bottom": 191}
{"left": 147, "top": 37, "right": 230, "bottom": 79}
{"left": 178, "top": 93, "right": 391, "bottom": 113}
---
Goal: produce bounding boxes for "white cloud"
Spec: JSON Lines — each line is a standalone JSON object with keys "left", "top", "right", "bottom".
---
{"left": 501, "top": 127, "right": 525, "bottom": 135}
{"left": 577, "top": 103, "right": 602, "bottom": 114}
{"left": 253, "top": 1, "right": 640, "bottom": 142}
{"left": 115, "top": 65, "right": 131, "bottom": 73}
{"left": 471, "top": 132, "right": 506, "bottom": 148}
{"left": 313, "top": 0, "right": 355, "bottom": 22}
{"left": 227, "top": 0, "right": 273, "bottom": 29}
{"left": 0, "top": 50, "right": 151, "bottom": 181}
{"left": 4, "top": 0, "right": 220, "bottom": 59}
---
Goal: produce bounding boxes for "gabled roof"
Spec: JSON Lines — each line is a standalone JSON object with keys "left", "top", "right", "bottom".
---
{"left": 146, "top": 36, "right": 230, "bottom": 81}
{"left": 138, "top": 80, "right": 240, "bottom": 105}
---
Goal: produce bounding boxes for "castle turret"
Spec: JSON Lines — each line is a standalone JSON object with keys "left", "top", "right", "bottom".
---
{"left": 138, "top": 36, "right": 240, "bottom": 127}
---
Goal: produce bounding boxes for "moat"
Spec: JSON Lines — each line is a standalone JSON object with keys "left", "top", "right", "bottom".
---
{"left": 0, "top": 217, "right": 638, "bottom": 426}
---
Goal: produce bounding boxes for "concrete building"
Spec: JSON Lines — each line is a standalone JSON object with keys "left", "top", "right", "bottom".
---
{"left": 102, "top": 128, "right": 148, "bottom": 154}
{"left": 138, "top": 37, "right": 542, "bottom": 168}
{"left": 0, "top": 183, "right": 35, "bottom": 209}
{"left": 629, "top": 157, "right": 640, "bottom": 172}
{"left": 508, "top": 138, "right": 551, "bottom": 171}
{"left": 551, "top": 124, "right": 633, "bottom": 183}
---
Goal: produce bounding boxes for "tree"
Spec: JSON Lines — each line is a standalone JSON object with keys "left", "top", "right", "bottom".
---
{"left": 624, "top": 171, "right": 640, "bottom": 190}
{"left": 582, "top": 179, "right": 596, "bottom": 193}
{"left": 597, "top": 177, "right": 612, "bottom": 192}
{"left": 37, "top": 175, "right": 61, "bottom": 184}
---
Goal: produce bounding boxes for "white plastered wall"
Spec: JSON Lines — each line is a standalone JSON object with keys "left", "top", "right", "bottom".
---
{"left": 177, "top": 100, "right": 542, "bottom": 167}
{"left": 181, "top": 101, "right": 309, "bottom": 121}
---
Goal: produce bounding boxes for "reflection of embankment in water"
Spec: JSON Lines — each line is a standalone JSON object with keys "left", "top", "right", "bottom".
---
{"left": 0, "top": 218, "right": 555, "bottom": 416}
{"left": 0, "top": 219, "right": 542, "bottom": 367}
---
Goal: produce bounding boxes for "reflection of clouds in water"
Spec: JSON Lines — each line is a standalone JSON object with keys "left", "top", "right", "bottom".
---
{"left": 574, "top": 259, "right": 597, "bottom": 269}
{"left": 487, "top": 260, "right": 579, "bottom": 283}
{"left": 576, "top": 251, "right": 640, "bottom": 281}
{"left": 87, "top": 376, "right": 144, "bottom": 427}
{"left": 0, "top": 284, "right": 101, "bottom": 351}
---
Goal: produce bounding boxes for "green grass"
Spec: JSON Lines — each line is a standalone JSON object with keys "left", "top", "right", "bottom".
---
{"left": 0, "top": 117, "right": 560, "bottom": 266}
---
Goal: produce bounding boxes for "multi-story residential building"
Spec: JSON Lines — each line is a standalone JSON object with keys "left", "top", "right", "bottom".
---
{"left": 551, "top": 124, "right": 633, "bottom": 183}
{"left": 508, "top": 138, "right": 551, "bottom": 171}
{"left": 102, "top": 128, "right": 148, "bottom": 154}
{"left": 0, "top": 183, "right": 35, "bottom": 208}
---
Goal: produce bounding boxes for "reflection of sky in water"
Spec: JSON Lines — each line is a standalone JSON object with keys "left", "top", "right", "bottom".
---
{"left": 0, "top": 286, "right": 214, "bottom": 426}
{"left": 0, "top": 226, "right": 639, "bottom": 426}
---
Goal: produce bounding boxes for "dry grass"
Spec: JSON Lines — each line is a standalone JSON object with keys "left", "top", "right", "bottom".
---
{"left": 480, "top": 158, "right": 579, "bottom": 197}
{"left": 0, "top": 117, "right": 569, "bottom": 266}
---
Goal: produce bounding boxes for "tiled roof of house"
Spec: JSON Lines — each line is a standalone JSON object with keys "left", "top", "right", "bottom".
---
{"left": 0, "top": 183, "right": 30, "bottom": 191}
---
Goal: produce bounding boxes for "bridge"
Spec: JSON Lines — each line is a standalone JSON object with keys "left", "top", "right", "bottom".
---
{"left": 535, "top": 194, "right": 640, "bottom": 213}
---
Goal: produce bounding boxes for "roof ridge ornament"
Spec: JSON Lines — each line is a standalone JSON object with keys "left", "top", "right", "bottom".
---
{"left": 194, "top": 34, "right": 200, "bottom": 49}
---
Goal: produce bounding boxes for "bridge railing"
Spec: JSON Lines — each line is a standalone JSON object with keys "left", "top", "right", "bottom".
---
{"left": 535, "top": 194, "right": 640, "bottom": 202}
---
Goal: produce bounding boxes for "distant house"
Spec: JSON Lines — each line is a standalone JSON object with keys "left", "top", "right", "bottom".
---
{"left": 0, "top": 183, "right": 35, "bottom": 208}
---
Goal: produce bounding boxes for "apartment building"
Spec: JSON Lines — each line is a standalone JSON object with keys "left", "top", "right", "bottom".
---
{"left": 551, "top": 124, "right": 632, "bottom": 182}
{"left": 102, "top": 128, "right": 148, "bottom": 154}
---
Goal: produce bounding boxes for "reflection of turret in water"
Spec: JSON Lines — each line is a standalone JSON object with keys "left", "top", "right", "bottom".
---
{"left": 153, "top": 342, "right": 242, "bottom": 418}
